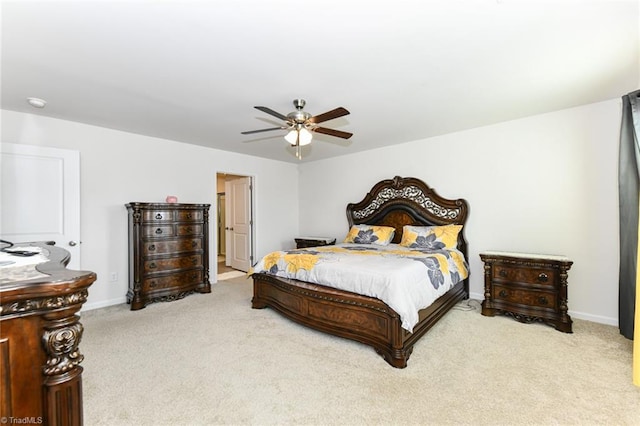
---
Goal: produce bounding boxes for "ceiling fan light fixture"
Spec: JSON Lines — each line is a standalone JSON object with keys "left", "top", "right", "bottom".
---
{"left": 284, "top": 126, "right": 313, "bottom": 146}
{"left": 284, "top": 129, "right": 298, "bottom": 145}
{"left": 298, "top": 127, "right": 313, "bottom": 146}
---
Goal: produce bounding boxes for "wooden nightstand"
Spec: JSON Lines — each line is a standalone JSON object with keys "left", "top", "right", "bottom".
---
{"left": 295, "top": 237, "right": 336, "bottom": 249}
{"left": 480, "top": 251, "right": 573, "bottom": 333}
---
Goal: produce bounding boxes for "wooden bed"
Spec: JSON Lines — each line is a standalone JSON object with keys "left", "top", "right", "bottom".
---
{"left": 251, "top": 176, "right": 470, "bottom": 368}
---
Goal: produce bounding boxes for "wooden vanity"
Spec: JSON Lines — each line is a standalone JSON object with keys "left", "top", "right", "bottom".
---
{"left": 0, "top": 242, "right": 96, "bottom": 425}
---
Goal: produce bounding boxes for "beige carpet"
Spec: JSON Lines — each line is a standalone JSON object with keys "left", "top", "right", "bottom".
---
{"left": 80, "top": 277, "right": 640, "bottom": 425}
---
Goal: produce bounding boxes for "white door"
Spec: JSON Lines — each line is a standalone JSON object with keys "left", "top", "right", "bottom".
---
{"left": 0, "top": 143, "right": 81, "bottom": 270}
{"left": 226, "top": 176, "right": 252, "bottom": 272}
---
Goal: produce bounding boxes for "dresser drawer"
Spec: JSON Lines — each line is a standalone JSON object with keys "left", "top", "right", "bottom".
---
{"left": 492, "top": 284, "right": 556, "bottom": 310}
{"left": 144, "top": 238, "right": 202, "bottom": 256}
{"left": 177, "top": 224, "right": 203, "bottom": 236}
{"left": 144, "top": 254, "right": 202, "bottom": 273}
{"left": 176, "top": 210, "right": 202, "bottom": 222}
{"left": 142, "top": 210, "right": 173, "bottom": 222}
{"left": 492, "top": 264, "right": 557, "bottom": 287}
{"left": 142, "top": 225, "right": 174, "bottom": 238}
{"left": 143, "top": 269, "right": 204, "bottom": 291}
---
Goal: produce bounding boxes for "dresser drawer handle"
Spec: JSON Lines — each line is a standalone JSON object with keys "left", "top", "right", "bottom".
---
{"left": 149, "top": 262, "right": 157, "bottom": 269}
{"left": 537, "top": 273, "right": 548, "bottom": 282}
{"left": 186, "top": 213, "right": 192, "bottom": 219}
{"left": 192, "top": 241, "right": 198, "bottom": 248}
{"left": 191, "top": 257, "right": 198, "bottom": 265}
{"left": 499, "top": 270, "right": 507, "bottom": 277}
{"left": 499, "top": 290, "right": 508, "bottom": 297}
{"left": 155, "top": 228, "right": 163, "bottom": 234}
{"left": 538, "top": 296, "right": 548, "bottom": 305}
{"left": 155, "top": 213, "right": 163, "bottom": 220}
{"left": 148, "top": 244, "right": 156, "bottom": 251}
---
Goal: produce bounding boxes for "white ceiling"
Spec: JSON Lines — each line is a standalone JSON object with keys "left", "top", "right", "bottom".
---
{"left": 2, "top": 0, "right": 638, "bottom": 163}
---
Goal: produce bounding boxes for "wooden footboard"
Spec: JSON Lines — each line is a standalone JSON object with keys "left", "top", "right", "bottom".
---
{"left": 252, "top": 272, "right": 468, "bottom": 368}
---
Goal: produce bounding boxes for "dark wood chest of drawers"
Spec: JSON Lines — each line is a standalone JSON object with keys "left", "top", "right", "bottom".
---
{"left": 480, "top": 251, "right": 573, "bottom": 332}
{"left": 126, "top": 202, "right": 211, "bottom": 310}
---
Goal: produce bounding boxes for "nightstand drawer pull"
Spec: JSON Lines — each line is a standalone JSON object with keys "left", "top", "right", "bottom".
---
{"left": 537, "top": 273, "right": 548, "bottom": 282}
{"left": 148, "top": 244, "right": 156, "bottom": 251}
{"left": 155, "top": 228, "right": 163, "bottom": 234}
{"left": 155, "top": 213, "right": 163, "bottom": 220}
{"left": 149, "top": 262, "right": 157, "bottom": 269}
{"left": 538, "top": 296, "right": 548, "bottom": 305}
{"left": 499, "top": 290, "right": 508, "bottom": 297}
{"left": 499, "top": 270, "right": 507, "bottom": 277}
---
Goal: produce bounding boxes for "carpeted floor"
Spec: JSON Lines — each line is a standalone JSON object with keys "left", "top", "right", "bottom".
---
{"left": 79, "top": 276, "right": 640, "bottom": 425}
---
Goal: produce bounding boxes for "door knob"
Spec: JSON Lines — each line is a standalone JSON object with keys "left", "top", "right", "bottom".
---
{"left": 68, "top": 241, "right": 78, "bottom": 246}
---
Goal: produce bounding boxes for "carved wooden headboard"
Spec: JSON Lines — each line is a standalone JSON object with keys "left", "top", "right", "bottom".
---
{"left": 346, "top": 176, "right": 469, "bottom": 257}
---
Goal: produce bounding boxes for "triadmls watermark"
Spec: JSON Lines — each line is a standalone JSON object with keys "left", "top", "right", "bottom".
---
{"left": 0, "top": 417, "right": 43, "bottom": 425}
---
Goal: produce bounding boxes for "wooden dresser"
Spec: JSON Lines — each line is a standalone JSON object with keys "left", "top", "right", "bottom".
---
{"left": 0, "top": 242, "right": 96, "bottom": 426}
{"left": 126, "top": 202, "right": 211, "bottom": 310}
{"left": 480, "top": 251, "right": 573, "bottom": 332}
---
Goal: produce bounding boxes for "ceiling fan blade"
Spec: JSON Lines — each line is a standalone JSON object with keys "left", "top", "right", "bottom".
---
{"left": 254, "top": 106, "right": 289, "bottom": 121}
{"left": 313, "top": 127, "right": 353, "bottom": 139}
{"left": 308, "top": 107, "right": 350, "bottom": 124}
{"left": 241, "top": 127, "right": 284, "bottom": 135}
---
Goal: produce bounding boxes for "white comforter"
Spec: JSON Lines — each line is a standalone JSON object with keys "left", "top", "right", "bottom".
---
{"left": 250, "top": 243, "right": 469, "bottom": 332}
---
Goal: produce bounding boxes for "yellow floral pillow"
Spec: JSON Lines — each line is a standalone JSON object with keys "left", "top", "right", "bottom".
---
{"left": 343, "top": 225, "right": 395, "bottom": 246}
{"left": 400, "top": 225, "right": 462, "bottom": 250}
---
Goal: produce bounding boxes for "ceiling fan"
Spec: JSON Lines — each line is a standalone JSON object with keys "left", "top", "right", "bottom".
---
{"left": 241, "top": 99, "right": 352, "bottom": 159}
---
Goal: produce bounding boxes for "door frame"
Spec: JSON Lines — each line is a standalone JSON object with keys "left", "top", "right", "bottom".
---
{"left": 215, "top": 172, "right": 255, "bottom": 275}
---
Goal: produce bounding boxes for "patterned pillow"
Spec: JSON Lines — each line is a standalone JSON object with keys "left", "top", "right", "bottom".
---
{"left": 343, "top": 225, "right": 395, "bottom": 246}
{"left": 399, "top": 225, "right": 462, "bottom": 250}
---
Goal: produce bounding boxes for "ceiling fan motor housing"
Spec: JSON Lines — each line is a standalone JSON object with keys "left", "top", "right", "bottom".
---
{"left": 288, "top": 99, "right": 311, "bottom": 124}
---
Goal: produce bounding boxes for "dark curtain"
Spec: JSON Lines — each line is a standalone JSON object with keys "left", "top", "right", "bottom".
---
{"left": 619, "top": 90, "right": 640, "bottom": 339}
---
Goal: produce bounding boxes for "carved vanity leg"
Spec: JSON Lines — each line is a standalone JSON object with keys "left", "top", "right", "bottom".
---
{"left": 42, "top": 311, "right": 85, "bottom": 426}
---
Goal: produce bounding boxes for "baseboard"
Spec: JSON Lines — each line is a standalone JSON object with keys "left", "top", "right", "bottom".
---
{"left": 568, "top": 310, "right": 618, "bottom": 327}
{"left": 469, "top": 291, "right": 618, "bottom": 327}
{"left": 82, "top": 296, "right": 127, "bottom": 312}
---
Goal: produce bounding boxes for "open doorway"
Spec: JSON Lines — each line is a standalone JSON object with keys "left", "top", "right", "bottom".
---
{"left": 216, "top": 172, "right": 253, "bottom": 280}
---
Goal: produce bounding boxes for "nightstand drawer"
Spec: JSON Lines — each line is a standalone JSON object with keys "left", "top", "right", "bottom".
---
{"left": 493, "top": 264, "right": 557, "bottom": 287}
{"left": 492, "top": 284, "right": 556, "bottom": 310}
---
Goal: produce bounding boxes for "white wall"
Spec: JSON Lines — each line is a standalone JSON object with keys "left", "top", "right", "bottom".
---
{"left": 298, "top": 99, "right": 622, "bottom": 325}
{"left": 1, "top": 110, "right": 299, "bottom": 310}
{"left": 1, "top": 99, "right": 624, "bottom": 325}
